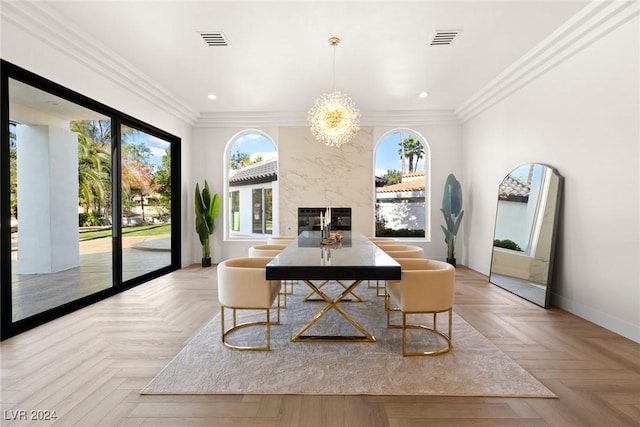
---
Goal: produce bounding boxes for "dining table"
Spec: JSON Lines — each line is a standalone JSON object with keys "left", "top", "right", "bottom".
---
{"left": 265, "top": 230, "right": 401, "bottom": 342}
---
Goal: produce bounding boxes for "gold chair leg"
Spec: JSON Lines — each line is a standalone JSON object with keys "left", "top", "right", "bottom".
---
{"left": 220, "top": 305, "right": 279, "bottom": 351}
{"left": 385, "top": 293, "right": 401, "bottom": 328}
{"left": 399, "top": 309, "right": 453, "bottom": 356}
{"left": 280, "top": 281, "right": 288, "bottom": 309}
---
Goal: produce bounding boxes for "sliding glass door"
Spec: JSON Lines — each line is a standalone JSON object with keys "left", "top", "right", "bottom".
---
{"left": 121, "top": 124, "right": 172, "bottom": 282}
{"left": 1, "top": 61, "right": 181, "bottom": 339}
{"left": 8, "top": 79, "right": 114, "bottom": 322}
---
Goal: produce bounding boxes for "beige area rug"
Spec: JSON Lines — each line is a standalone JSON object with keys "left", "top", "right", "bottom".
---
{"left": 141, "top": 282, "right": 556, "bottom": 397}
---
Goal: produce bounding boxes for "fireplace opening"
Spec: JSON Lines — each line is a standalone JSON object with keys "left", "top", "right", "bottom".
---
{"left": 298, "top": 207, "right": 351, "bottom": 235}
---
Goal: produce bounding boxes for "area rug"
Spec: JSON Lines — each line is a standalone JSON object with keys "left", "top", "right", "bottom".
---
{"left": 141, "top": 282, "right": 555, "bottom": 397}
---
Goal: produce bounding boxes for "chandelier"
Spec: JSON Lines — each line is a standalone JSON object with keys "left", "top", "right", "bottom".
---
{"left": 308, "top": 36, "right": 361, "bottom": 148}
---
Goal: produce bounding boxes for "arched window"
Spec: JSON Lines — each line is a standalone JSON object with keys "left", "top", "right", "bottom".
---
{"left": 374, "top": 130, "right": 429, "bottom": 239}
{"left": 225, "top": 131, "right": 278, "bottom": 239}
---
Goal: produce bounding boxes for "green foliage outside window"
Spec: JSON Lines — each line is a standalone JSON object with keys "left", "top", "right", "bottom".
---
{"left": 376, "top": 228, "right": 425, "bottom": 238}
{"left": 493, "top": 239, "right": 522, "bottom": 251}
{"left": 79, "top": 212, "right": 104, "bottom": 227}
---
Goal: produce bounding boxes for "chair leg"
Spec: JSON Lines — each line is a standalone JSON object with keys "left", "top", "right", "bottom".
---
{"left": 385, "top": 293, "right": 401, "bottom": 328}
{"left": 273, "top": 294, "right": 281, "bottom": 325}
{"left": 220, "top": 305, "right": 277, "bottom": 351}
{"left": 376, "top": 280, "right": 386, "bottom": 297}
{"left": 265, "top": 309, "right": 271, "bottom": 350}
{"left": 281, "top": 280, "right": 295, "bottom": 295}
{"left": 400, "top": 309, "right": 453, "bottom": 356}
{"left": 280, "top": 281, "right": 288, "bottom": 309}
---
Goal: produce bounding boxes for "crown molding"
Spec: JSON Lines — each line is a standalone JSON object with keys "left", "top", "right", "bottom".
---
{"left": 456, "top": 0, "right": 640, "bottom": 123}
{"left": 362, "top": 110, "right": 460, "bottom": 127}
{"left": 195, "top": 109, "right": 460, "bottom": 128}
{"left": 1, "top": 1, "right": 200, "bottom": 126}
{"left": 196, "top": 111, "right": 308, "bottom": 128}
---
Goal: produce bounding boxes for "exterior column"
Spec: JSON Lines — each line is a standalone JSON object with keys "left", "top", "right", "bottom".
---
{"left": 16, "top": 124, "right": 79, "bottom": 274}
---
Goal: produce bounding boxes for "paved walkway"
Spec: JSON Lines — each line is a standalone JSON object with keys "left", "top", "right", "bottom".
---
{"left": 130, "top": 236, "right": 171, "bottom": 251}
{"left": 9, "top": 234, "right": 173, "bottom": 322}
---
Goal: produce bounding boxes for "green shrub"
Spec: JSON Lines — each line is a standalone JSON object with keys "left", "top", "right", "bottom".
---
{"left": 493, "top": 239, "right": 522, "bottom": 251}
{"left": 79, "top": 211, "right": 103, "bottom": 227}
{"left": 376, "top": 228, "right": 425, "bottom": 238}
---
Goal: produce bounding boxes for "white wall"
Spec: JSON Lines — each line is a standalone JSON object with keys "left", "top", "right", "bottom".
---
{"left": 462, "top": 16, "right": 639, "bottom": 342}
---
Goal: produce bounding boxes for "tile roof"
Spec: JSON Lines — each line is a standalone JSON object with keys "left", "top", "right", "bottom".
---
{"left": 499, "top": 175, "right": 530, "bottom": 202}
{"left": 403, "top": 170, "right": 425, "bottom": 179}
{"left": 377, "top": 170, "right": 426, "bottom": 193}
{"left": 229, "top": 158, "right": 277, "bottom": 185}
{"left": 377, "top": 180, "right": 425, "bottom": 193}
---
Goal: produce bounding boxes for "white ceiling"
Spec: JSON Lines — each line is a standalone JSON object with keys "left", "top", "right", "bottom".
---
{"left": 5, "top": 1, "right": 591, "bottom": 119}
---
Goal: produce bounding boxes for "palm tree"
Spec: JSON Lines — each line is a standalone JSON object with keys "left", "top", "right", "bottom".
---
{"left": 398, "top": 137, "right": 425, "bottom": 173}
{"left": 73, "top": 122, "right": 111, "bottom": 214}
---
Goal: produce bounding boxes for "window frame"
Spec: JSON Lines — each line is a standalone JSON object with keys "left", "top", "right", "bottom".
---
{"left": 373, "top": 128, "right": 431, "bottom": 241}
{"left": 224, "top": 130, "right": 277, "bottom": 241}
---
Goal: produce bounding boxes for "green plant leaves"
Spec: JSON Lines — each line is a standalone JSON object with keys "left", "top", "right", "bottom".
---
{"left": 195, "top": 180, "right": 220, "bottom": 258}
{"left": 441, "top": 173, "right": 464, "bottom": 259}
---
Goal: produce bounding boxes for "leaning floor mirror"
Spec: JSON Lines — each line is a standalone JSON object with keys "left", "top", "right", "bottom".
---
{"left": 490, "top": 163, "right": 563, "bottom": 308}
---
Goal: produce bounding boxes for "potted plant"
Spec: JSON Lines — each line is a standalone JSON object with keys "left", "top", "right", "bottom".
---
{"left": 195, "top": 180, "right": 220, "bottom": 267}
{"left": 440, "top": 173, "right": 464, "bottom": 267}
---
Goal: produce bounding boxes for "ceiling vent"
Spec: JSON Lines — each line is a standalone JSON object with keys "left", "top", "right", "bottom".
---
{"left": 199, "top": 31, "right": 230, "bottom": 47}
{"left": 430, "top": 30, "right": 462, "bottom": 46}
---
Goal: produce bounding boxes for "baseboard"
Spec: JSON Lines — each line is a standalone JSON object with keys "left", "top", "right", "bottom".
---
{"left": 551, "top": 292, "right": 640, "bottom": 344}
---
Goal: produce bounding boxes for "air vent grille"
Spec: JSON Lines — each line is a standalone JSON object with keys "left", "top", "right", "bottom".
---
{"left": 430, "top": 30, "right": 462, "bottom": 46}
{"left": 199, "top": 31, "right": 230, "bottom": 47}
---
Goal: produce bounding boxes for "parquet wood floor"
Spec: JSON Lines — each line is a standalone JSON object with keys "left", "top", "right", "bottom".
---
{"left": 1, "top": 265, "right": 638, "bottom": 426}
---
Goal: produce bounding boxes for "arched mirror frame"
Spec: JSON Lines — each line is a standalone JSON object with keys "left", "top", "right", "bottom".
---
{"left": 489, "top": 163, "right": 563, "bottom": 308}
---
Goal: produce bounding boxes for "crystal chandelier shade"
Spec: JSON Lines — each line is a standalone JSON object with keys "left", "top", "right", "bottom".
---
{"left": 308, "top": 37, "right": 361, "bottom": 148}
{"left": 308, "top": 91, "right": 361, "bottom": 148}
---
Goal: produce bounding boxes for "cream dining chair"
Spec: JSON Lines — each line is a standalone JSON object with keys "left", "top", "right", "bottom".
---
{"left": 266, "top": 236, "right": 296, "bottom": 245}
{"left": 368, "top": 237, "right": 399, "bottom": 244}
{"left": 371, "top": 245, "right": 424, "bottom": 296}
{"left": 248, "top": 243, "right": 293, "bottom": 305}
{"left": 377, "top": 244, "right": 424, "bottom": 258}
{"left": 385, "top": 258, "right": 455, "bottom": 356}
{"left": 248, "top": 244, "right": 288, "bottom": 257}
{"left": 217, "top": 257, "right": 282, "bottom": 351}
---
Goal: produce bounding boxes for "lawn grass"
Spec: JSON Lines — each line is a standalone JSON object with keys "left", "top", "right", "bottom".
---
{"left": 79, "top": 224, "right": 171, "bottom": 241}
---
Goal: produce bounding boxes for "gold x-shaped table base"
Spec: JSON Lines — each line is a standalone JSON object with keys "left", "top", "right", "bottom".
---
{"left": 303, "top": 279, "right": 363, "bottom": 303}
{"left": 291, "top": 279, "right": 375, "bottom": 343}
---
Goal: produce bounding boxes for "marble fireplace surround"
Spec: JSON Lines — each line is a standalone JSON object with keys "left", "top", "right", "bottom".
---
{"left": 278, "top": 127, "right": 375, "bottom": 236}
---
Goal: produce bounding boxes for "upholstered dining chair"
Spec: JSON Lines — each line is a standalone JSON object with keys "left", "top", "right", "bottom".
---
{"left": 217, "top": 257, "right": 282, "bottom": 351}
{"left": 376, "top": 246, "right": 409, "bottom": 252}
{"left": 368, "top": 237, "right": 399, "bottom": 244}
{"left": 379, "top": 245, "right": 424, "bottom": 259}
{"left": 248, "top": 244, "right": 288, "bottom": 258}
{"left": 266, "top": 236, "right": 296, "bottom": 245}
{"left": 385, "top": 258, "right": 455, "bottom": 356}
{"left": 371, "top": 245, "right": 424, "bottom": 296}
{"left": 248, "top": 244, "right": 294, "bottom": 305}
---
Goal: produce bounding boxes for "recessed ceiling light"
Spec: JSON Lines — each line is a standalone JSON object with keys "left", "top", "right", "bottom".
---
{"left": 207, "top": 94, "right": 217, "bottom": 100}
{"left": 418, "top": 91, "right": 429, "bottom": 98}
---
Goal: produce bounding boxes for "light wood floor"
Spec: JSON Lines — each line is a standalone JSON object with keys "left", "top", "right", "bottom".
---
{"left": 1, "top": 265, "right": 638, "bottom": 426}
